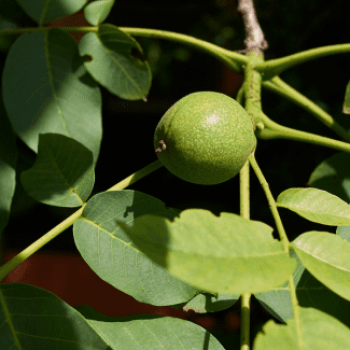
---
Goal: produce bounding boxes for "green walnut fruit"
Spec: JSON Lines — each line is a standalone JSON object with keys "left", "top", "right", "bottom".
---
{"left": 154, "top": 91, "right": 256, "bottom": 185}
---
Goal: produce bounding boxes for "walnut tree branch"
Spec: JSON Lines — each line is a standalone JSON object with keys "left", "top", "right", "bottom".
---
{"left": 238, "top": 0, "right": 268, "bottom": 55}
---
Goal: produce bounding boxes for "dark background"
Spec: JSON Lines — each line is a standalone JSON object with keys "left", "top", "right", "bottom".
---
{"left": 1, "top": 0, "right": 350, "bottom": 348}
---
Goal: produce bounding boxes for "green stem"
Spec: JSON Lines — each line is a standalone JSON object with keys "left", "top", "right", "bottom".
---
{"left": 0, "top": 206, "right": 84, "bottom": 282}
{"left": 262, "top": 76, "right": 350, "bottom": 142}
{"left": 240, "top": 161, "right": 251, "bottom": 350}
{"left": 0, "top": 160, "right": 163, "bottom": 282}
{"left": 249, "top": 153, "right": 301, "bottom": 341}
{"left": 249, "top": 153, "right": 289, "bottom": 251}
{"left": 0, "top": 26, "right": 248, "bottom": 73}
{"left": 119, "top": 27, "right": 248, "bottom": 73}
{"left": 256, "top": 113, "right": 350, "bottom": 153}
{"left": 239, "top": 55, "right": 266, "bottom": 349}
{"left": 107, "top": 159, "right": 163, "bottom": 191}
{"left": 288, "top": 275, "right": 301, "bottom": 331}
{"left": 240, "top": 293, "right": 251, "bottom": 350}
{"left": 243, "top": 55, "right": 265, "bottom": 126}
{"left": 255, "top": 43, "right": 350, "bottom": 80}
{"left": 240, "top": 162, "right": 250, "bottom": 219}
{"left": 236, "top": 85, "right": 245, "bottom": 105}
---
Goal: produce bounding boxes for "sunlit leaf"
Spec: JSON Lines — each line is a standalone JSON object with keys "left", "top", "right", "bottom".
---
{"left": 254, "top": 307, "right": 350, "bottom": 349}
{"left": 277, "top": 187, "right": 350, "bottom": 225}
{"left": 84, "top": 0, "right": 115, "bottom": 25}
{"left": 293, "top": 231, "right": 350, "bottom": 301}
{"left": 120, "top": 209, "right": 296, "bottom": 294}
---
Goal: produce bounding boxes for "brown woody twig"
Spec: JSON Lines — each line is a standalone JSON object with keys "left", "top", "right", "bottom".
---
{"left": 237, "top": 0, "right": 268, "bottom": 55}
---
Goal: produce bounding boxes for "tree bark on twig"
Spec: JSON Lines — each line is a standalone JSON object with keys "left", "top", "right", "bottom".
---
{"left": 238, "top": 0, "right": 268, "bottom": 55}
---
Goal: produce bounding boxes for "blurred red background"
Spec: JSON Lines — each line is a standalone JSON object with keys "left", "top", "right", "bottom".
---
{"left": 1, "top": 249, "right": 240, "bottom": 336}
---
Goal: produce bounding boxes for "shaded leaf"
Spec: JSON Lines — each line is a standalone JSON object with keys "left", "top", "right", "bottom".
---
{"left": 0, "top": 0, "right": 30, "bottom": 24}
{"left": 308, "top": 152, "right": 350, "bottom": 202}
{"left": 0, "top": 99, "right": 17, "bottom": 235}
{"left": 293, "top": 231, "right": 350, "bottom": 301}
{"left": 79, "top": 24, "right": 152, "bottom": 100}
{"left": 254, "top": 307, "right": 350, "bottom": 349}
{"left": 16, "top": 0, "right": 88, "bottom": 25}
{"left": 73, "top": 190, "right": 198, "bottom": 306}
{"left": 337, "top": 225, "right": 350, "bottom": 241}
{"left": 0, "top": 16, "right": 18, "bottom": 51}
{"left": 20, "top": 133, "right": 94, "bottom": 207}
{"left": 277, "top": 187, "right": 350, "bottom": 225}
{"left": 181, "top": 293, "right": 239, "bottom": 314}
{"left": 255, "top": 249, "right": 350, "bottom": 326}
{"left": 254, "top": 280, "right": 293, "bottom": 323}
{"left": 120, "top": 209, "right": 296, "bottom": 294}
{"left": 2, "top": 28, "right": 102, "bottom": 166}
{"left": 295, "top": 259, "right": 350, "bottom": 328}
{"left": 0, "top": 283, "right": 110, "bottom": 349}
{"left": 75, "top": 305, "right": 226, "bottom": 350}
{"left": 84, "top": 0, "right": 115, "bottom": 25}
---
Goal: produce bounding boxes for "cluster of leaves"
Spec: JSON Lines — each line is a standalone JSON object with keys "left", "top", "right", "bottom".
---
{"left": 2, "top": 0, "right": 350, "bottom": 349}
